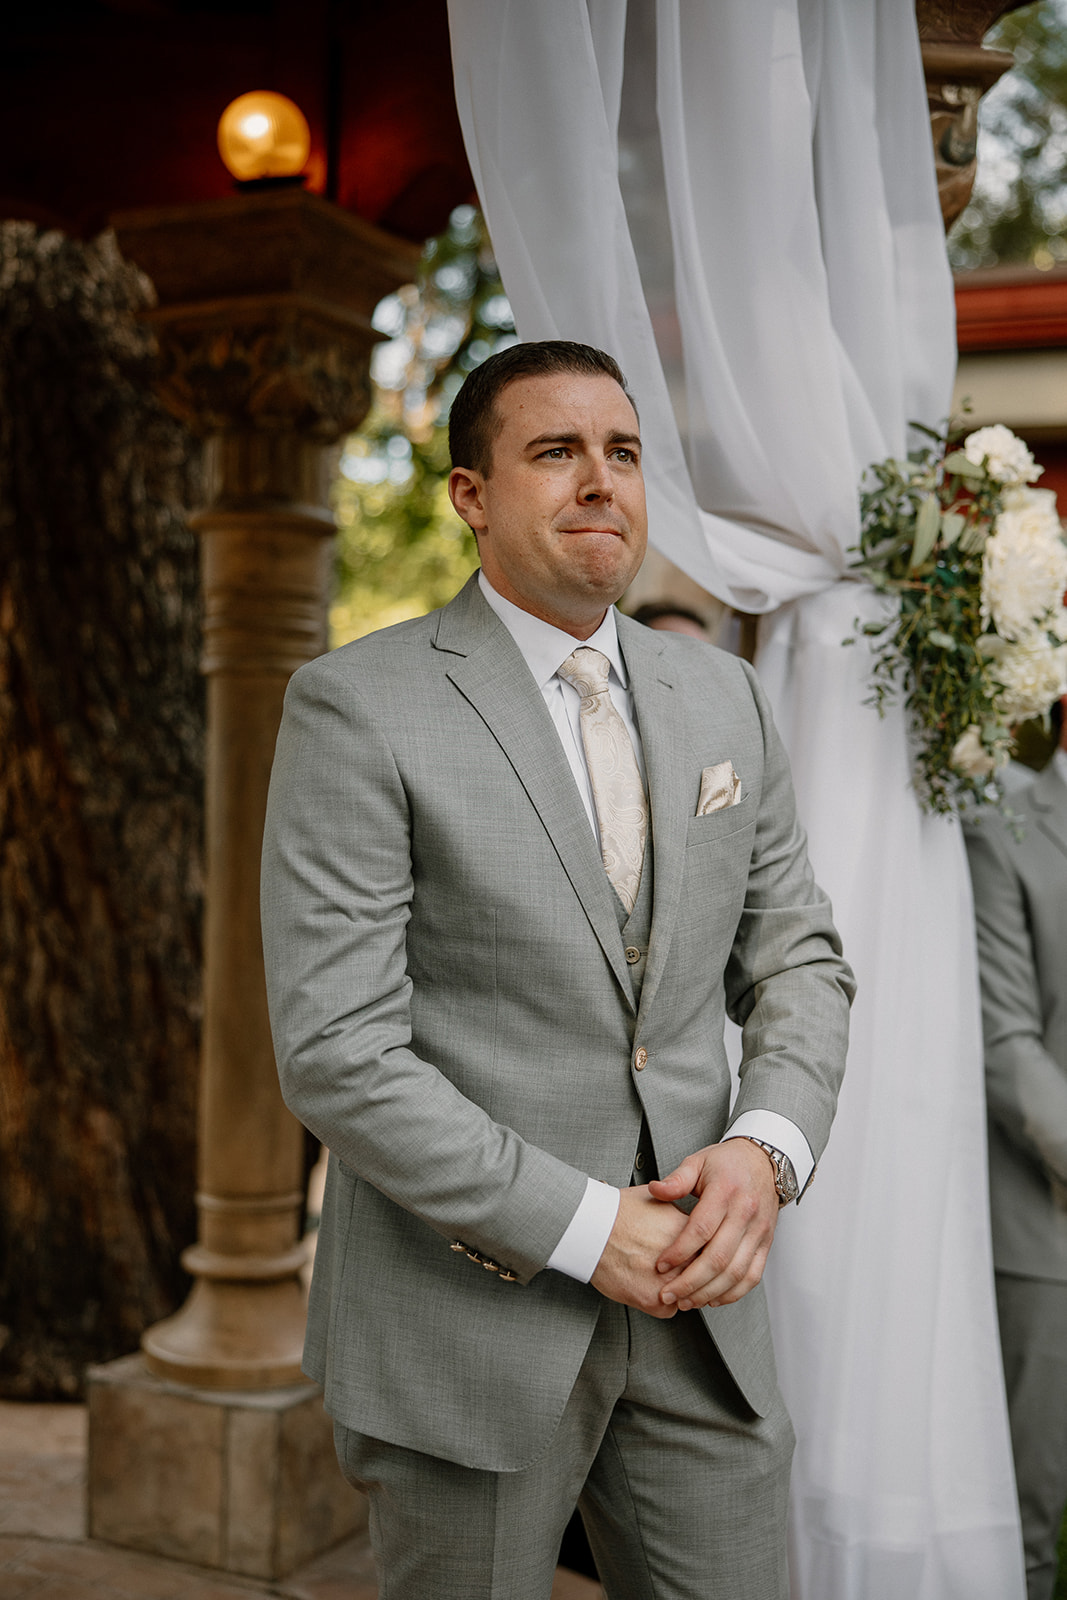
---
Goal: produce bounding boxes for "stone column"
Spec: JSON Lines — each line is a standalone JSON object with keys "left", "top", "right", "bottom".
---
{"left": 111, "top": 188, "right": 417, "bottom": 1391}
{"left": 86, "top": 191, "right": 417, "bottom": 1579}
{"left": 144, "top": 433, "right": 333, "bottom": 1389}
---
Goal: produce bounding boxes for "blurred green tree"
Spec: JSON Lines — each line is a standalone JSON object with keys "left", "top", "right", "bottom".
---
{"left": 331, "top": 204, "right": 515, "bottom": 643}
{"left": 949, "top": 0, "right": 1067, "bottom": 269}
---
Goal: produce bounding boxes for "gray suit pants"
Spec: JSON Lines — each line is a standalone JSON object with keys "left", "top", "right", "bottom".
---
{"left": 334, "top": 1301, "right": 794, "bottom": 1600}
{"left": 996, "top": 1271, "right": 1067, "bottom": 1600}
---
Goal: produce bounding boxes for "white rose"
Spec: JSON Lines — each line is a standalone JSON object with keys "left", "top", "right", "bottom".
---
{"left": 950, "top": 724, "right": 998, "bottom": 777}
{"left": 981, "top": 496, "right": 1067, "bottom": 641}
{"left": 1000, "top": 485, "right": 1060, "bottom": 519}
{"left": 963, "top": 424, "right": 1043, "bottom": 486}
{"left": 987, "top": 631, "right": 1067, "bottom": 722}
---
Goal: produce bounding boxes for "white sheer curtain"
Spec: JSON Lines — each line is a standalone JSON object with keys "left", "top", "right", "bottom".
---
{"left": 448, "top": 3, "right": 1027, "bottom": 1596}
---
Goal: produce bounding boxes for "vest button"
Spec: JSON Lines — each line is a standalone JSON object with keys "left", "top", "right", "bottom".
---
{"left": 625, "top": 945, "right": 641, "bottom": 964}
{"left": 634, "top": 1151, "right": 645, "bottom": 1171}
{"left": 633, "top": 1047, "right": 647, "bottom": 1071}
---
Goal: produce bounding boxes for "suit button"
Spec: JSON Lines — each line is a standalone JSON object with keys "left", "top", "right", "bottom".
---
{"left": 625, "top": 946, "right": 641, "bottom": 964}
{"left": 634, "top": 1047, "right": 647, "bottom": 1071}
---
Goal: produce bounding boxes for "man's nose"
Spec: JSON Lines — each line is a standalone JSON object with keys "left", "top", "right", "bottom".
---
{"left": 579, "top": 454, "right": 614, "bottom": 500}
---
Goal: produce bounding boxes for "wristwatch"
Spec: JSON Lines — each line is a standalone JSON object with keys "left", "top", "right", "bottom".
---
{"left": 741, "top": 1137, "right": 799, "bottom": 1206}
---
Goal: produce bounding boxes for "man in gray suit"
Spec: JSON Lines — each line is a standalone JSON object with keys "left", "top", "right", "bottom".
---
{"left": 261, "top": 341, "right": 854, "bottom": 1600}
{"left": 965, "top": 705, "right": 1067, "bottom": 1600}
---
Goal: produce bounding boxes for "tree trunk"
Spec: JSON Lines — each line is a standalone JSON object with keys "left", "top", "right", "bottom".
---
{"left": 0, "top": 224, "right": 204, "bottom": 1398}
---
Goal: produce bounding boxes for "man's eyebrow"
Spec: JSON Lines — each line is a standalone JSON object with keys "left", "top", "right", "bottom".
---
{"left": 524, "top": 430, "right": 642, "bottom": 450}
{"left": 525, "top": 431, "right": 581, "bottom": 450}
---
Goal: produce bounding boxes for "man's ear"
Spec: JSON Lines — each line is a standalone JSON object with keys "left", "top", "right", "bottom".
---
{"left": 449, "top": 466, "right": 488, "bottom": 533}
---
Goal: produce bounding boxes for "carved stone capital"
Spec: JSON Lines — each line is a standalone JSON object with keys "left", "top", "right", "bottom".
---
{"left": 916, "top": 2, "right": 1028, "bottom": 230}
{"left": 142, "top": 299, "right": 377, "bottom": 442}
{"left": 917, "top": 1, "right": 1020, "bottom": 41}
{"left": 112, "top": 189, "right": 420, "bottom": 444}
{"left": 923, "top": 48, "right": 1013, "bottom": 229}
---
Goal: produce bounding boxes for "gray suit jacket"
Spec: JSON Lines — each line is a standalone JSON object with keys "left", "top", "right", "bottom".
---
{"left": 261, "top": 575, "right": 853, "bottom": 1470}
{"left": 964, "top": 760, "right": 1067, "bottom": 1282}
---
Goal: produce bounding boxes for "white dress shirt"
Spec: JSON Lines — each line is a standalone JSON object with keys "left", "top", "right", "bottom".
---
{"left": 478, "top": 572, "right": 814, "bottom": 1282}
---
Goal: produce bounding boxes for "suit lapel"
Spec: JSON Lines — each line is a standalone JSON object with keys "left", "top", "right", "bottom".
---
{"left": 617, "top": 619, "right": 689, "bottom": 1023}
{"left": 1030, "top": 759, "right": 1067, "bottom": 862}
{"left": 435, "top": 579, "right": 635, "bottom": 1005}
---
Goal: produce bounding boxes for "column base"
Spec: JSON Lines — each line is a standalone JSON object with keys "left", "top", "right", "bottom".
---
{"left": 141, "top": 1271, "right": 309, "bottom": 1389}
{"left": 87, "top": 1352, "right": 363, "bottom": 1580}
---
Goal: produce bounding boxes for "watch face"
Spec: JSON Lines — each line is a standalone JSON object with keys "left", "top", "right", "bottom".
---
{"left": 777, "top": 1155, "right": 799, "bottom": 1202}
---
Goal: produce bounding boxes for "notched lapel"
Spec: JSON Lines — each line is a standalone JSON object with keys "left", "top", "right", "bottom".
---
{"left": 437, "top": 585, "right": 635, "bottom": 1006}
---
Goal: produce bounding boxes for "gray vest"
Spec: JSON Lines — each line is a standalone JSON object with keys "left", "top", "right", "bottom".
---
{"left": 611, "top": 839, "right": 656, "bottom": 1181}
{"left": 612, "top": 840, "right": 652, "bottom": 1007}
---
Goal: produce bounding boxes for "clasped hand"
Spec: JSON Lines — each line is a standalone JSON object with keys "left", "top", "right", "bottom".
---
{"left": 589, "top": 1141, "right": 780, "bottom": 1317}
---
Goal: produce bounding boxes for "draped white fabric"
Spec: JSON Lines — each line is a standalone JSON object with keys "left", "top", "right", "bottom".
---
{"left": 448, "top": 3, "right": 1027, "bottom": 1595}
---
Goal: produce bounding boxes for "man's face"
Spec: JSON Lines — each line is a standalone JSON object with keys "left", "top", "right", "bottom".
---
{"left": 449, "top": 371, "right": 648, "bottom": 638}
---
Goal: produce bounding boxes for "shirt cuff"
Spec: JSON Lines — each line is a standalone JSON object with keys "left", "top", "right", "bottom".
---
{"left": 546, "top": 1178, "right": 620, "bottom": 1281}
{"left": 722, "top": 1110, "right": 815, "bottom": 1194}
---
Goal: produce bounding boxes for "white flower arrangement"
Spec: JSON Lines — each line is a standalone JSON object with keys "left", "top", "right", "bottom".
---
{"left": 849, "top": 423, "right": 1067, "bottom": 814}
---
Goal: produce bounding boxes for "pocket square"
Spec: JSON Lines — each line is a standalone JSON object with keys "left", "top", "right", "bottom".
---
{"left": 697, "top": 760, "right": 741, "bottom": 815}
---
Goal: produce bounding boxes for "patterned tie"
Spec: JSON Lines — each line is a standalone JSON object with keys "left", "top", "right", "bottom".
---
{"left": 558, "top": 647, "right": 648, "bottom": 913}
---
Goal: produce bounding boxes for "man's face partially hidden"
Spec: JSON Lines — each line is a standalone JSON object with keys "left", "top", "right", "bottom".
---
{"left": 448, "top": 372, "right": 648, "bottom": 640}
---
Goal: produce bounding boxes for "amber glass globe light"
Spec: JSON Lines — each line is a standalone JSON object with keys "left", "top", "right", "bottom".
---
{"left": 217, "top": 91, "right": 311, "bottom": 182}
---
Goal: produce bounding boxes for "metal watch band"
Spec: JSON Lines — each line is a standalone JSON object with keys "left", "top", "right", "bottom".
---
{"left": 740, "top": 1137, "right": 799, "bottom": 1206}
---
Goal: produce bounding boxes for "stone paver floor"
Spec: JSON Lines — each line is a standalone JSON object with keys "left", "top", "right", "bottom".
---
{"left": 0, "top": 1402, "right": 603, "bottom": 1599}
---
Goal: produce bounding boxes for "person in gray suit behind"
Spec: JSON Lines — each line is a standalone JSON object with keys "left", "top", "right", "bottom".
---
{"left": 965, "top": 699, "right": 1067, "bottom": 1600}
{"left": 261, "top": 341, "right": 854, "bottom": 1600}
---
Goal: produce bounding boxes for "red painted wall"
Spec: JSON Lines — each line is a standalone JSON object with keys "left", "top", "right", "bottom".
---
{"left": 0, "top": 2, "right": 473, "bottom": 244}
{"left": 956, "top": 266, "right": 1067, "bottom": 507}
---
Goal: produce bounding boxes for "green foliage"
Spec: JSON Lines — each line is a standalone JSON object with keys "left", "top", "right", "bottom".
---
{"left": 331, "top": 206, "right": 514, "bottom": 643}
{"left": 332, "top": 418, "right": 477, "bottom": 642}
{"left": 847, "top": 425, "right": 1046, "bottom": 816}
{"left": 949, "top": 0, "right": 1067, "bottom": 269}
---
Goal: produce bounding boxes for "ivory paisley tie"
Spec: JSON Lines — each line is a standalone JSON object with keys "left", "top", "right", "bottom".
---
{"left": 558, "top": 647, "right": 648, "bottom": 913}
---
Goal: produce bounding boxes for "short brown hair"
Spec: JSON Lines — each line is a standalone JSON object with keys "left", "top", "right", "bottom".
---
{"left": 448, "top": 340, "right": 637, "bottom": 477}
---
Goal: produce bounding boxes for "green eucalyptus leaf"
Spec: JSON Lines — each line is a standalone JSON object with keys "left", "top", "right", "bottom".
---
{"left": 942, "top": 449, "right": 983, "bottom": 479}
{"left": 926, "top": 629, "right": 957, "bottom": 651}
{"left": 909, "top": 494, "right": 941, "bottom": 569}
{"left": 940, "top": 511, "right": 965, "bottom": 546}
{"left": 958, "top": 520, "right": 990, "bottom": 555}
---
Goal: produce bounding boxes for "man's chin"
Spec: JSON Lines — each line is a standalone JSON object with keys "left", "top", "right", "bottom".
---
{"left": 573, "top": 552, "right": 644, "bottom": 605}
